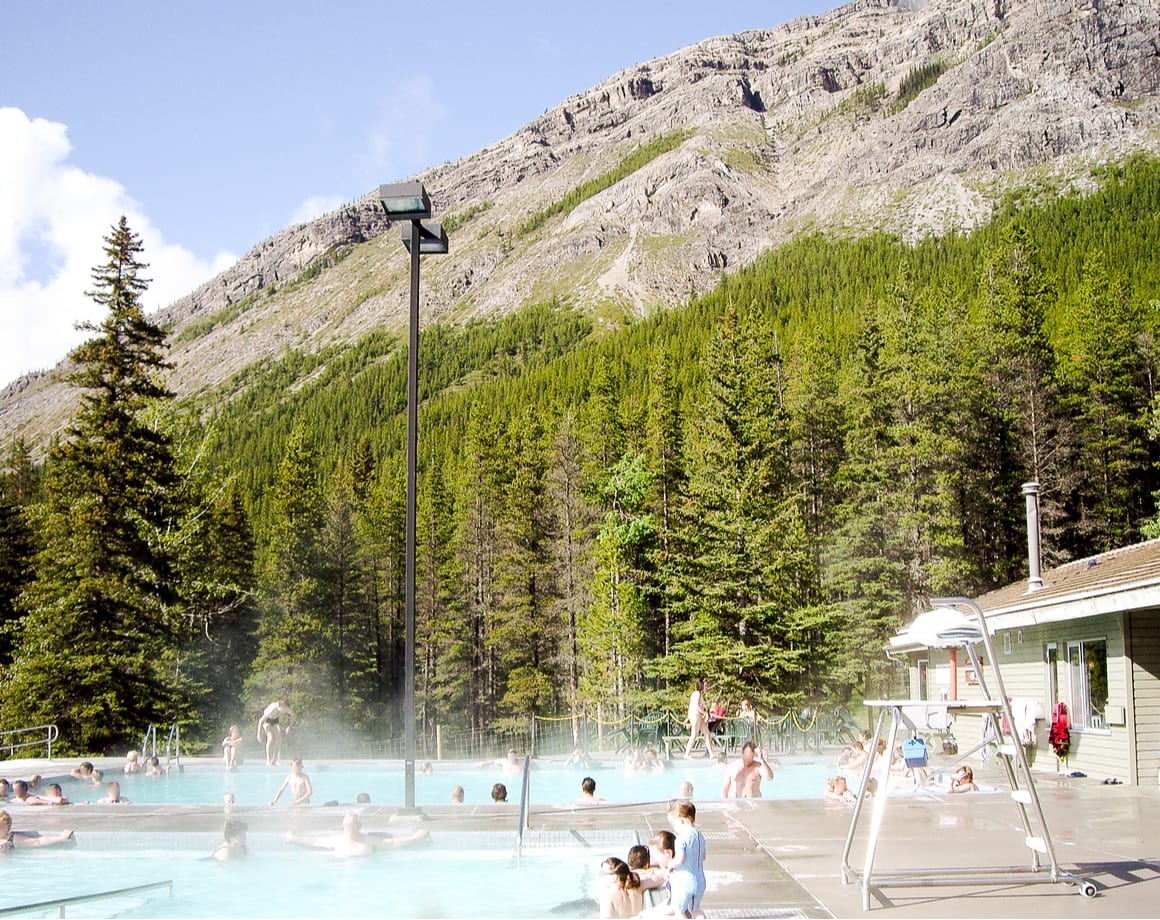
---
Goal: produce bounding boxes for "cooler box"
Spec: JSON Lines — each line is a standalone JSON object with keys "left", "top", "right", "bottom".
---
{"left": 902, "top": 737, "right": 928, "bottom": 768}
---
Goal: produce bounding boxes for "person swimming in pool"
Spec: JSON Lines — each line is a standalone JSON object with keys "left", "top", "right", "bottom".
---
{"left": 257, "top": 700, "right": 294, "bottom": 766}
{"left": 97, "top": 781, "right": 131, "bottom": 804}
{"left": 26, "top": 783, "right": 69, "bottom": 806}
{"left": 479, "top": 748, "right": 525, "bottom": 777}
{"left": 0, "top": 810, "right": 74, "bottom": 851}
{"left": 284, "top": 812, "right": 428, "bottom": 857}
{"left": 211, "top": 819, "right": 248, "bottom": 861}
{"left": 270, "top": 758, "right": 313, "bottom": 806}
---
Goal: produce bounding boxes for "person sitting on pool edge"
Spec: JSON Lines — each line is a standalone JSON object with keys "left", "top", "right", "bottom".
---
{"left": 0, "top": 809, "right": 75, "bottom": 851}
{"left": 284, "top": 812, "right": 428, "bottom": 857}
{"left": 222, "top": 724, "right": 244, "bottom": 770}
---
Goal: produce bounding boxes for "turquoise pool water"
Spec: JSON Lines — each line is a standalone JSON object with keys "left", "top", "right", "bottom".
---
{"left": 47, "top": 756, "right": 842, "bottom": 807}
{"left": 0, "top": 830, "right": 628, "bottom": 919}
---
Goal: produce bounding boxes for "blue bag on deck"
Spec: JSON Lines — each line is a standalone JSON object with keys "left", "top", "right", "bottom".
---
{"left": 902, "top": 737, "right": 928, "bottom": 768}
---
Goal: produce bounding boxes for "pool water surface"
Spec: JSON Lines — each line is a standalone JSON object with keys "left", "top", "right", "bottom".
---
{"left": 48, "top": 756, "right": 844, "bottom": 807}
{"left": 0, "top": 831, "right": 626, "bottom": 919}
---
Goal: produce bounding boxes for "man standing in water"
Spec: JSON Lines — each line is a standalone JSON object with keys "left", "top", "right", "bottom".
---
{"left": 256, "top": 700, "right": 294, "bottom": 766}
{"left": 721, "top": 742, "right": 774, "bottom": 798}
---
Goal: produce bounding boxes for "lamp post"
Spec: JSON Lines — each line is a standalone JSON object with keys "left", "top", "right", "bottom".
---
{"left": 377, "top": 181, "right": 449, "bottom": 812}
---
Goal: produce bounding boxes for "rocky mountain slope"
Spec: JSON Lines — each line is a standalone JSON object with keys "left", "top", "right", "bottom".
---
{"left": 3, "top": 0, "right": 1159, "bottom": 447}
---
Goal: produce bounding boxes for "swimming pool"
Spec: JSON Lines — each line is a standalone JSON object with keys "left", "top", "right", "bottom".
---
{"left": 0, "top": 830, "right": 630, "bottom": 919}
{"left": 45, "top": 756, "right": 845, "bottom": 807}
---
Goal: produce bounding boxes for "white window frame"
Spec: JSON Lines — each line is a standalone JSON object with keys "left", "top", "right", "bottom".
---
{"left": 1065, "top": 638, "right": 1109, "bottom": 732}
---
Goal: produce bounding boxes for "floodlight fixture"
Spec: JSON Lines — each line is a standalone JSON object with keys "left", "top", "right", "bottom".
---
{"left": 402, "top": 221, "right": 449, "bottom": 255}
{"left": 377, "top": 181, "right": 432, "bottom": 220}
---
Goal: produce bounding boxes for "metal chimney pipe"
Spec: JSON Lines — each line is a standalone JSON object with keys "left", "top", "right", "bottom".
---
{"left": 1022, "top": 482, "right": 1044, "bottom": 592}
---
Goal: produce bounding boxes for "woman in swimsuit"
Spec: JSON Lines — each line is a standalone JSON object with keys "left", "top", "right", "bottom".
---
{"left": 0, "top": 810, "right": 75, "bottom": 850}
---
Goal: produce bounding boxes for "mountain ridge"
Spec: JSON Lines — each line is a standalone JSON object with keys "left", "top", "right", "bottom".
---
{"left": 2, "top": 0, "right": 1158, "bottom": 447}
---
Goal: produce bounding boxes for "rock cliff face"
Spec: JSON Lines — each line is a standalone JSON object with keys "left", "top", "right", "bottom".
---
{"left": 3, "top": 0, "right": 1159, "bottom": 445}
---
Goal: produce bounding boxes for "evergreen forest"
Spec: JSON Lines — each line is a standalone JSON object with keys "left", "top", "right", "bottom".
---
{"left": 3, "top": 157, "right": 1160, "bottom": 756}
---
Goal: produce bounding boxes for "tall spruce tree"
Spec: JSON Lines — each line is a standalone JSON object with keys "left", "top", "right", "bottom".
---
{"left": 1, "top": 217, "right": 183, "bottom": 752}
{"left": 1057, "top": 256, "right": 1159, "bottom": 554}
{"left": 974, "top": 222, "right": 1073, "bottom": 575}
{"left": 244, "top": 427, "right": 333, "bottom": 726}
{"left": 658, "top": 305, "right": 818, "bottom": 708}
{"left": 545, "top": 410, "right": 597, "bottom": 728}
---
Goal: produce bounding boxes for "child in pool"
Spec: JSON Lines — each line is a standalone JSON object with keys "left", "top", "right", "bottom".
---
{"left": 628, "top": 843, "right": 668, "bottom": 890}
{"left": 598, "top": 856, "right": 643, "bottom": 918}
{"left": 270, "top": 759, "right": 313, "bottom": 806}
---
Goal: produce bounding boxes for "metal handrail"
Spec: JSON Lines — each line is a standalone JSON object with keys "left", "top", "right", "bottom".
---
{"left": 165, "top": 722, "right": 182, "bottom": 770}
{"left": 515, "top": 755, "right": 532, "bottom": 853}
{"left": 141, "top": 723, "right": 157, "bottom": 759}
{"left": 0, "top": 880, "right": 173, "bottom": 918}
{"left": 0, "top": 723, "right": 58, "bottom": 760}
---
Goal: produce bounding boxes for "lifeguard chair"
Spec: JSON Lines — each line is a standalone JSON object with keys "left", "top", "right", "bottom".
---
{"left": 839, "top": 596, "right": 1097, "bottom": 909}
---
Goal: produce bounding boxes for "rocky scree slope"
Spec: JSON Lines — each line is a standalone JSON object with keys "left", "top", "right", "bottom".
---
{"left": 2, "top": 0, "right": 1158, "bottom": 446}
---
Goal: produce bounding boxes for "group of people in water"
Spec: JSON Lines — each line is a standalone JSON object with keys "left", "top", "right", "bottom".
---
{"left": 590, "top": 799, "right": 707, "bottom": 918}
{"left": 829, "top": 729, "right": 981, "bottom": 802}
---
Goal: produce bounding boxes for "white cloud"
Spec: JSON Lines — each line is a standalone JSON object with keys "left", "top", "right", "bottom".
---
{"left": 290, "top": 194, "right": 346, "bottom": 226}
{"left": 0, "top": 107, "right": 236, "bottom": 387}
{"left": 359, "top": 75, "right": 447, "bottom": 186}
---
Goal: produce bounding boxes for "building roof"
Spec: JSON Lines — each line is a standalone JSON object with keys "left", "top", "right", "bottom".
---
{"left": 891, "top": 539, "right": 1160, "bottom": 651}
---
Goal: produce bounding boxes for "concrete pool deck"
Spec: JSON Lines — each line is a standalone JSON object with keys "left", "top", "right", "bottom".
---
{"left": 3, "top": 755, "right": 1159, "bottom": 918}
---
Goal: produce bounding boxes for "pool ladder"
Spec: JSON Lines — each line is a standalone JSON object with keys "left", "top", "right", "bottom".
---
{"left": 140, "top": 721, "right": 183, "bottom": 771}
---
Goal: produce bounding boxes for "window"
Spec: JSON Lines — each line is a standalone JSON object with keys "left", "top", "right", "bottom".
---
{"left": 1066, "top": 639, "right": 1108, "bottom": 730}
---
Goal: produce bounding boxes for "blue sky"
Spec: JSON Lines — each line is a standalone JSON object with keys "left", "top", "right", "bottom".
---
{"left": 0, "top": 0, "right": 833, "bottom": 386}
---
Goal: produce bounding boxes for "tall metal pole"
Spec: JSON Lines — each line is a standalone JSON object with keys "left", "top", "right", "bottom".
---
{"left": 404, "top": 219, "right": 420, "bottom": 811}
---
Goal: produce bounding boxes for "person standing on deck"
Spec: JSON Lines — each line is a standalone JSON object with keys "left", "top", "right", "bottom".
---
{"left": 256, "top": 700, "right": 294, "bottom": 766}
{"left": 684, "top": 679, "right": 715, "bottom": 759}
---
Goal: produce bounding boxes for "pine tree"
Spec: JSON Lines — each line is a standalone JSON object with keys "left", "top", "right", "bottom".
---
{"left": 644, "top": 350, "right": 685, "bottom": 659}
{"left": 244, "top": 427, "right": 334, "bottom": 725}
{"left": 489, "top": 409, "right": 559, "bottom": 728}
{"left": 545, "top": 410, "right": 597, "bottom": 728}
{"left": 823, "top": 279, "right": 975, "bottom": 701}
{"left": 658, "top": 305, "right": 819, "bottom": 708}
{"left": 1057, "top": 256, "right": 1159, "bottom": 553}
{"left": 973, "top": 222, "right": 1073, "bottom": 575}
{"left": 1, "top": 217, "right": 183, "bottom": 752}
